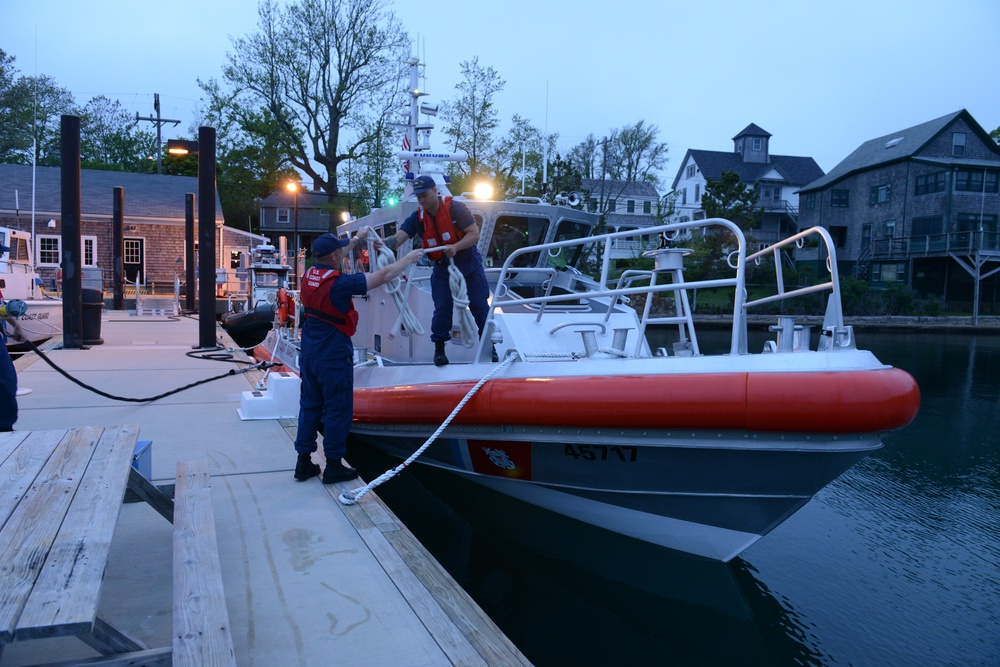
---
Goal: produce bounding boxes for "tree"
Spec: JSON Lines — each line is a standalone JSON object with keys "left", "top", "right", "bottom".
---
{"left": 685, "top": 170, "right": 761, "bottom": 280}
{"left": 206, "top": 0, "right": 409, "bottom": 200}
{"left": 349, "top": 119, "right": 400, "bottom": 214}
{"left": 441, "top": 57, "right": 505, "bottom": 191}
{"left": 80, "top": 96, "right": 157, "bottom": 172}
{"left": 488, "top": 114, "right": 555, "bottom": 199}
{"left": 701, "top": 170, "right": 760, "bottom": 229}
{"left": 614, "top": 120, "right": 668, "bottom": 188}
{"left": 0, "top": 50, "right": 77, "bottom": 166}
{"left": 567, "top": 134, "right": 599, "bottom": 179}
{"left": 196, "top": 80, "right": 301, "bottom": 231}
{"left": 991, "top": 126, "right": 1000, "bottom": 145}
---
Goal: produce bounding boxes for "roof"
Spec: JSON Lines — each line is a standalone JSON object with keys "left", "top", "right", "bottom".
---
{"left": 671, "top": 149, "right": 824, "bottom": 190}
{"left": 798, "top": 109, "right": 999, "bottom": 193}
{"left": 0, "top": 163, "right": 223, "bottom": 221}
{"left": 259, "top": 189, "right": 335, "bottom": 209}
{"left": 580, "top": 178, "right": 660, "bottom": 199}
{"left": 733, "top": 123, "right": 771, "bottom": 140}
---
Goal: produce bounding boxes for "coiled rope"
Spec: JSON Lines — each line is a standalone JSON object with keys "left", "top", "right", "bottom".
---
{"left": 375, "top": 245, "right": 424, "bottom": 337}
{"left": 447, "top": 258, "right": 479, "bottom": 348}
{"left": 338, "top": 349, "right": 520, "bottom": 505}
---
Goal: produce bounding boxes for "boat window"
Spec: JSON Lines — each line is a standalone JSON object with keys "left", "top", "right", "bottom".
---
{"left": 255, "top": 272, "right": 281, "bottom": 288}
{"left": 487, "top": 215, "right": 549, "bottom": 267}
{"left": 551, "top": 220, "right": 593, "bottom": 270}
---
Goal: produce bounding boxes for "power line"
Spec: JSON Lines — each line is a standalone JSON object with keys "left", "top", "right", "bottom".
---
{"left": 135, "top": 93, "right": 180, "bottom": 174}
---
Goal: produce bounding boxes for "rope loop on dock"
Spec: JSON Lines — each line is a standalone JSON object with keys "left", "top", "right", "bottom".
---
{"left": 338, "top": 349, "right": 522, "bottom": 506}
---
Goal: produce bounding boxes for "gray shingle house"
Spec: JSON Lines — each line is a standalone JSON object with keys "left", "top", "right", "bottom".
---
{"left": 0, "top": 164, "right": 264, "bottom": 291}
{"left": 796, "top": 109, "right": 1000, "bottom": 307}
{"left": 670, "top": 124, "right": 825, "bottom": 247}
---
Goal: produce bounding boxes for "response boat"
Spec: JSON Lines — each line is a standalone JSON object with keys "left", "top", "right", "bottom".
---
{"left": 249, "top": 58, "right": 919, "bottom": 562}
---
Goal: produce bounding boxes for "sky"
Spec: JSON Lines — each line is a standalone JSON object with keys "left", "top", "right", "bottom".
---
{"left": 2, "top": 0, "right": 999, "bottom": 188}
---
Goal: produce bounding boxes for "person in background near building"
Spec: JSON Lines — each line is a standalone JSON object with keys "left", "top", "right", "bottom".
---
{"left": 380, "top": 174, "right": 491, "bottom": 366}
{"left": 0, "top": 277, "right": 25, "bottom": 432}
{"left": 293, "top": 229, "right": 423, "bottom": 483}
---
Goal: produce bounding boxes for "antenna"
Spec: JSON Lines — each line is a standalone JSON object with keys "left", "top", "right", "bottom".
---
{"left": 135, "top": 93, "right": 181, "bottom": 174}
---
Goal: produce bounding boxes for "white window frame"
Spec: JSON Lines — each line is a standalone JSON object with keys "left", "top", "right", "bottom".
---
{"left": 82, "top": 235, "right": 98, "bottom": 267}
{"left": 37, "top": 235, "right": 61, "bottom": 267}
{"left": 276, "top": 207, "right": 291, "bottom": 224}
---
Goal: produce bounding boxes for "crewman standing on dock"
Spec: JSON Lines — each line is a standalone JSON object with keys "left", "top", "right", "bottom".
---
{"left": 293, "top": 230, "right": 423, "bottom": 483}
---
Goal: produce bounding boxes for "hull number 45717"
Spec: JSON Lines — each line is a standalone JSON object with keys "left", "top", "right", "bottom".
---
{"left": 564, "top": 444, "right": 637, "bottom": 462}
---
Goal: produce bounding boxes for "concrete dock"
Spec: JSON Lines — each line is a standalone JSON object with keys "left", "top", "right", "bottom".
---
{"left": 2, "top": 310, "right": 531, "bottom": 666}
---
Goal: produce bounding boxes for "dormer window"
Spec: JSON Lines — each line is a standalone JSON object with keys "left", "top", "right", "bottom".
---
{"left": 752, "top": 137, "right": 763, "bottom": 151}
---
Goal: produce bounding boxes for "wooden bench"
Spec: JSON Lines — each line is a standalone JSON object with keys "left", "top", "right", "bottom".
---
{"left": 173, "top": 460, "right": 237, "bottom": 667}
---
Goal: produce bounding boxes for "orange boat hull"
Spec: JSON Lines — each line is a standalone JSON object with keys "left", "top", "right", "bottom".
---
{"left": 354, "top": 367, "right": 920, "bottom": 434}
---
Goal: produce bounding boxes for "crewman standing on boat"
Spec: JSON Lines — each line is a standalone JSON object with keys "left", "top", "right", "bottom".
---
{"left": 379, "top": 174, "right": 491, "bottom": 366}
{"left": 293, "top": 230, "right": 423, "bottom": 483}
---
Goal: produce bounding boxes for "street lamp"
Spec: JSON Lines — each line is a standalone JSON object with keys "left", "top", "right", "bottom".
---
{"left": 286, "top": 181, "right": 300, "bottom": 288}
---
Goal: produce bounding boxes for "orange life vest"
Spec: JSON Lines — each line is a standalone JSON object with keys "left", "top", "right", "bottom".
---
{"left": 299, "top": 266, "right": 358, "bottom": 336}
{"left": 419, "top": 196, "right": 465, "bottom": 251}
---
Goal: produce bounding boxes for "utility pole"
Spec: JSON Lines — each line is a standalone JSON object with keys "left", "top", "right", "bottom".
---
{"left": 136, "top": 93, "right": 180, "bottom": 174}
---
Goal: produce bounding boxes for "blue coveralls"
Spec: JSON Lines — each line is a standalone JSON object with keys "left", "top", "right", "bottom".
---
{"left": 292, "top": 268, "right": 367, "bottom": 461}
{"left": 401, "top": 199, "right": 491, "bottom": 343}
{"left": 0, "top": 323, "right": 18, "bottom": 431}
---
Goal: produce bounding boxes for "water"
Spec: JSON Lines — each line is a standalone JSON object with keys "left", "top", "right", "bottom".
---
{"left": 346, "top": 330, "right": 1000, "bottom": 666}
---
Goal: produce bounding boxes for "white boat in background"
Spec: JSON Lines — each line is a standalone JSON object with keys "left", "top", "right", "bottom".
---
{"left": 220, "top": 243, "right": 291, "bottom": 347}
{"left": 0, "top": 227, "right": 62, "bottom": 349}
{"left": 247, "top": 57, "right": 921, "bottom": 562}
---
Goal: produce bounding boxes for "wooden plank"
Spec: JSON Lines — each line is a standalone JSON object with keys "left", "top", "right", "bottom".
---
{"left": 12, "top": 646, "right": 172, "bottom": 667}
{"left": 173, "top": 460, "right": 236, "bottom": 667}
{"left": 327, "top": 481, "right": 490, "bottom": 667}
{"left": 17, "top": 425, "right": 141, "bottom": 640}
{"left": 0, "top": 431, "right": 61, "bottom": 531}
{"left": 333, "top": 480, "right": 533, "bottom": 667}
{"left": 0, "top": 430, "right": 31, "bottom": 467}
{"left": 77, "top": 614, "right": 149, "bottom": 655}
{"left": 0, "top": 427, "right": 103, "bottom": 644}
{"left": 126, "top": 467, "right": 174, "bottom": 523}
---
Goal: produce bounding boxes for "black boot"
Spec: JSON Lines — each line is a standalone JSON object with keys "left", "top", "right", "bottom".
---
{"left": 434, "top": 340, "right": 449, "bottom": 366}
{"left": 294, "top": 453, "right": 320, "bottom": 481}
{"left": 323, "top": 459, "right": 359, "bottom": 484}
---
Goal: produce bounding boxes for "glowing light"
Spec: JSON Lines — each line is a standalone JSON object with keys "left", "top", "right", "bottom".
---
{"left": 473, "top": 182, "right": 494, "bottom": 201}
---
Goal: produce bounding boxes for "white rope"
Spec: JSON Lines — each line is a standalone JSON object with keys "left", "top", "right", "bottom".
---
{"left": 448, "top": 258, "right": 479, "bottom": 348}
{"left": 338, "top": 350, "right": 521, "bottom": 505}
{"left": 375, "top": 245, "right": 424, "bottom": 337}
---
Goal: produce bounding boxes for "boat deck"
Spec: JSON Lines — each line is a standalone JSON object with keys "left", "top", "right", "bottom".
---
{"left": 2, "top": 311, "right": 529, "bottom": 666}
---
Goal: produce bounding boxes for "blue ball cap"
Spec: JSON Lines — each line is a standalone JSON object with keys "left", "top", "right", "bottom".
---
{"left": 411, "top": 174, "right": 436, "bottom": 194}
{"left": 311, "top": 233, "right": 349, "bottom": 257}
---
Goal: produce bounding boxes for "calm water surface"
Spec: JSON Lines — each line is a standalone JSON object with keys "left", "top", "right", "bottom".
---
{"left": 347, "top": 330, "right": 1000, "bottom": 666}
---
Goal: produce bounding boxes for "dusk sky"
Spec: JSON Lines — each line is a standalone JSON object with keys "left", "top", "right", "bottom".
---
{"left": 3, "top": 0, "right": 999, "bottom": 185}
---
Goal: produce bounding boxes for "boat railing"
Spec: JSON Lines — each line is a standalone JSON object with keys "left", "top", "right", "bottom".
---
{"left": 488, "top": 219, "right": 844, "bottom": 358}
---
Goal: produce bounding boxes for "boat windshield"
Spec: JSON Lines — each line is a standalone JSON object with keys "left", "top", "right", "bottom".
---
{"left": 550, "top": 220, "right": 593, "bottom": 271}
{"left": 254, "top": 271, "right": 282, "bottom": 288}
{"left": 486, "top": 215, "right": 549, "bottom": 268}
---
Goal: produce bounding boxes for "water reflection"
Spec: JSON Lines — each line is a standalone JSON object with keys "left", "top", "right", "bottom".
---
{"left": 348, "top": 444, "right": 822, "bottom": 666}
